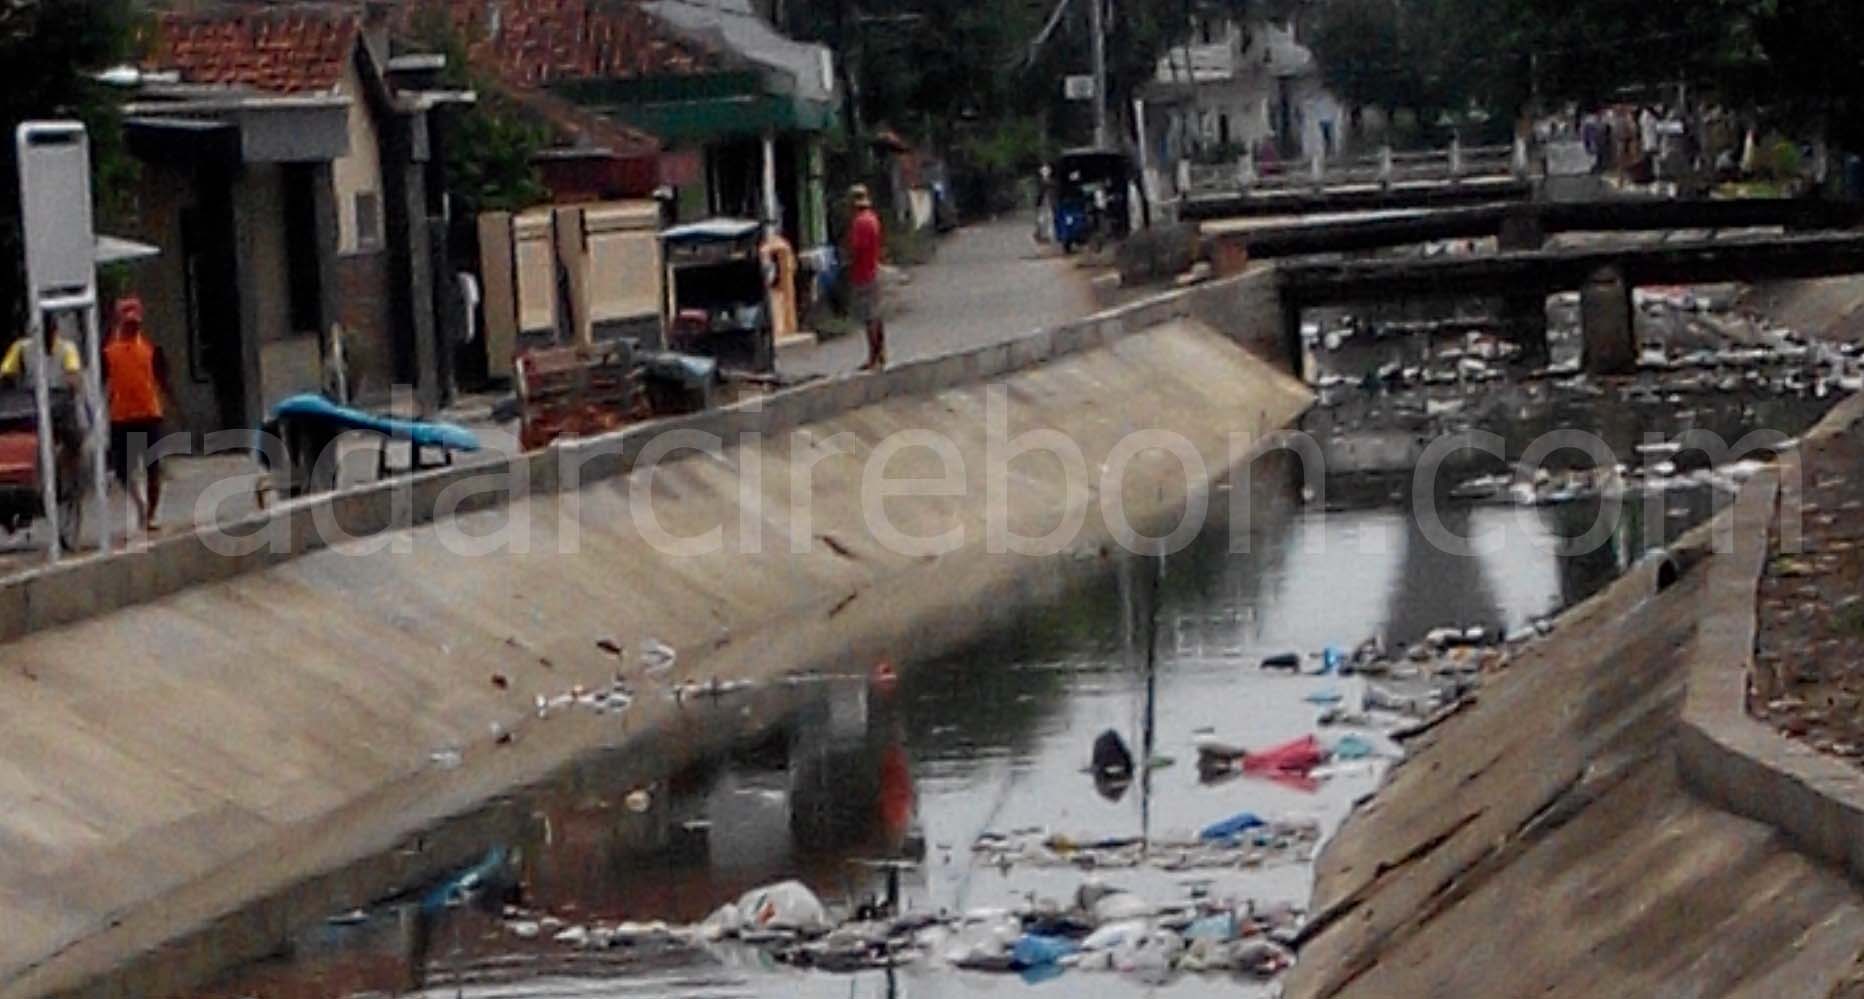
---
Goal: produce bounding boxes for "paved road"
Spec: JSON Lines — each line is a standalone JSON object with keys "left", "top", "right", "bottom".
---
{"left": 782, "top": 217, "right": 1099, "bottom": 380}
{"left": 0, "top": 220, "right": 1098, "bottom": 577}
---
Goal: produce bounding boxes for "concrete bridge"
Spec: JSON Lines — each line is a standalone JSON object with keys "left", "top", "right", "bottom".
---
{"left": 1203, "top": 198, "right": 1864, "bottom": 260}
{"left": 1185, "top": 142, "right": 1522, "bottom": 198}
{"left": 1279, "top": 230, "right": 1864, "bottom": 372}
{"left": 1280, "top": 230, "right": 1864, "bottom": 305}
{"left": 1183, "top": 176, "right": 1532, "bottom": 221}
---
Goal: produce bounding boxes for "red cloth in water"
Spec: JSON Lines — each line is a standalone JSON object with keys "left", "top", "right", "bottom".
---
{"left": 1241, "top": 735, "right": 1326, "bottom": 777}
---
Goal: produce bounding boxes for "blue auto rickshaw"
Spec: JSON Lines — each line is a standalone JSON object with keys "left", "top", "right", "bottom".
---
{"left": 1051, "top": 148, "right": 1142, "bottom": 253}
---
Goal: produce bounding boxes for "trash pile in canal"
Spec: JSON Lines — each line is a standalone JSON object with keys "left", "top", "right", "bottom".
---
{"left": 497, "top": 872, "right": 1306, "bottom": 983}
{"left": 477, "top": 630, "right": 1537, "bottom": 987}
{"left": 1302, "top": 284, "right": 1856, "bottom": 511}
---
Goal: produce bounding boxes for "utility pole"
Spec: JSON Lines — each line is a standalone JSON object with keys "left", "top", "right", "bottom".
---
{"left": 1090, "top": 0, "right": 1108, "bottom": 147}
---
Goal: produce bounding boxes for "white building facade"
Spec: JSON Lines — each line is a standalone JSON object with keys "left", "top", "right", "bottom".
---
{"left": 1141, "top": 13, "right": 1355, "bottom": 190}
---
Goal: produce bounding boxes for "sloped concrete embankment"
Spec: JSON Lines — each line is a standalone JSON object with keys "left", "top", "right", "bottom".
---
{"left": 0, "top": 272, "right": 1305, "bottom": 998}
{"left": 1285, "top": 460, "right": 1864, "bottom": 998}
{"left": 1674, "top": 393, "right": 1864, "bottom": 980}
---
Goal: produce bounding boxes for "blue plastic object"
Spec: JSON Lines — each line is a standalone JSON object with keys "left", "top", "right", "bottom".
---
{"left": 1331, "top": 734, "right": 1376, "bottom": 761}
{"left": 1199, "top": 811, "right": 1266, "bottom": 842}
{"left": 1012, "top": 933, "right": 1079, "bottom": 970}
{"left": 1322, "top": 645, "right": 1349, "bottom": 674}
{"left": 271, "top": 393, "right": 482, "bottom": 452}
{"left": 420, "top": 846, "right": 510, "bottom": 913}
{"left": 1184, "top": 912, "right": 1237, "bottom": 942}
{"left": 1304, "top": 688, "right": 1345, "bottom": 706}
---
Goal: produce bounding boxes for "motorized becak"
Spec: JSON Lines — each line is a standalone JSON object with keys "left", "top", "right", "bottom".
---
{"left": 0, "top": 387, "right": 85, "bottom": 551}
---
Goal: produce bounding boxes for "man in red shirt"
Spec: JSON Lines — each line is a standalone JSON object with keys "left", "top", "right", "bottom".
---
{"left": 846, "top": 185, "right": 886, "bottom": 370}
{"left": 102, "top": 296, "right": 173, "bottom": 532}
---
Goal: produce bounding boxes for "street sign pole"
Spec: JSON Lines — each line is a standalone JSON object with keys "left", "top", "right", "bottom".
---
{"left": 1089, "top": 0, "right": 1108, "bottom": 147}
{"left": 17, "top": 121, "right": 110, "bottom": 560}
{"left": 23, "top": 309, "right": 56, "bottom": 561}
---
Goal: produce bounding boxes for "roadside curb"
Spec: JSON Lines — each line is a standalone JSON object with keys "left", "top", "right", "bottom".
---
{"left": 1677, "top": 390, "right": 1864, "bottom": 884}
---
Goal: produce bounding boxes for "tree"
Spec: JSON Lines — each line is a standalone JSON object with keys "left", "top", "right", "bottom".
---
{"left": 1734, "top": 0, "right": 1864, "bottom": 146}
{"left": 407, "top": 12, "right": 549, "bottom": 217}
{"left": 1309, "top": 0, "right": 1410, "bottom": 117}
{"left": 0, "top": 0, "right": 140, "bottom": 326}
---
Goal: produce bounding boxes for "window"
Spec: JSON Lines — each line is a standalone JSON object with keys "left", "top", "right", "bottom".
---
{"left": 353, "top": 190, "right": 382, "bottom": 250}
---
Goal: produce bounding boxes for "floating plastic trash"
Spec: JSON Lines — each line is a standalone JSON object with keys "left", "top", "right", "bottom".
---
{"left": 1199, "top": 811, "right": 1266, "bottom": 842}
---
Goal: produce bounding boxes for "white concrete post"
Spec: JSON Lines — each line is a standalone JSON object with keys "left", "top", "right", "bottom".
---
{"left": 1513, "top": 136, "right": 1530, "bottom": 178}
{"left": 1239, "top": 149, "right": 1257, "bottom": 189}
{"left": 81, "top": 303, "right": 108, "bottom": 553}
{"left": 1176, "top": 158, "right": 1192, "bottom": 196}
{"left": 1310, "top": 149, "right": 1325, "bottom": 188}
{"left": 761, "top": 133, "right": 780, "bottom": 227}
{"left": 1449, "top": 135, "right": 1464, "bottom": 181}
{"left": 24, "top": 317, "right": 56, "bottom": 559}
{"left": 1380, "top": 145, "right": 1394, "bottom": 187}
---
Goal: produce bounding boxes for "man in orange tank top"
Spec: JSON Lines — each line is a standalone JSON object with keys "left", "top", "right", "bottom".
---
{"left": 102, "top": 296, "right": 173, "bottom": 531}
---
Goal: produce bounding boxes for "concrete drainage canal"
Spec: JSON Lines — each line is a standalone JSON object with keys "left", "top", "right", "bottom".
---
{"left": 185, "top": 284, "right": 1852, "bottom": 999}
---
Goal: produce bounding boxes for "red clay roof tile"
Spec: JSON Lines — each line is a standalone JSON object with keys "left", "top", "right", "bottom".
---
{"left": 399, "top": 0, "right": 726, "bottom": 88}
{"left": 146, "top": 4, "right": 362, "bottom": 94}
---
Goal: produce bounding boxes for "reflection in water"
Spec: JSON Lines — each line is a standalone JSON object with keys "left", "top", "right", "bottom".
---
{"left": 198, "top": 450, "right": 1753, "bottom": 999}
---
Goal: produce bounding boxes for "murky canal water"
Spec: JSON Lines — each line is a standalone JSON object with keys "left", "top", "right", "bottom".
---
{"left": 197, "top": 500, "right": 1729, "bottom": 999}
{"left": 195, "top": 291, "right": 1848, "bottom": 999}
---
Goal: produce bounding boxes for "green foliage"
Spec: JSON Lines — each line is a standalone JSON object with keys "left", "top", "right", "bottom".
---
{"left": 445, "top": 96, "right": 551, "bottom": 215}
{"left": 778, "top": 1, "right": 1303, "bottom": 171}
{"left": 408, "top": 13, "right": 548, "bottom": 216}
{"left": 0, "top": 0, "right": 141, "bottom": 325}
{"left": 1732, "top": 0, "right": 1864, "bottom": 146}
{"left": 1752, "top": 135, "right": 1803, "bottom": 181}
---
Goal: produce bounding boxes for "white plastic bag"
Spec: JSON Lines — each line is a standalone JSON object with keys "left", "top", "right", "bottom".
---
{"left": 735, "top": 880, "right": 830, "bottom": 933}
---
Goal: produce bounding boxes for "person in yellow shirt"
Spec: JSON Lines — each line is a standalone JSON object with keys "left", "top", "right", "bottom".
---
{"left": 0, "top": 321, "right": 82, "bottom": 386}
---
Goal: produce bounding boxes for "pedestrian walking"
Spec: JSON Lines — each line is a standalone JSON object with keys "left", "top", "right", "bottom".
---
{"left": 0, "top": 319, "right": 81, "bottom": 387}
{"left": 102, "top": 295, "right": 173, "bottom": 532}
{"left": 846, "top": 184, "right": 887, "bottom": 371}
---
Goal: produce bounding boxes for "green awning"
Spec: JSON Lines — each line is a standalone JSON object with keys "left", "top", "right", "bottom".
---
{"left": 592, "top": 94, "right": 835, "bottom": 143}
{"left": 552, "top": 73, "right": 836, "bottom": 143}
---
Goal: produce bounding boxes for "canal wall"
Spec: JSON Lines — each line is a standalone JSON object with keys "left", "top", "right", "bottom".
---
{"left": 1285, "top": 462, "right": 1864, "bottom": 998}
{"left": 1677, "top": 392, "right": 1864, "bottom": 888}
{"left": 0, "top": 267, "right": 1287, "bottom": 646}
{"left": 0, "top": 272, "right": 1308, "bottom": 998}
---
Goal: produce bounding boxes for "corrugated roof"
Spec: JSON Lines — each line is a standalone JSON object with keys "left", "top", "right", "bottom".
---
{"left": 643, "top": 0, "right": 835, "bottom": 104}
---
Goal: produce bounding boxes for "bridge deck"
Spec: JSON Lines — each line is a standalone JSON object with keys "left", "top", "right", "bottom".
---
{"left": 1280, "top": 231, "right": 1864, "bottom": 306}
{"left": 1182, "top": 176, "right": 1532, "bottom": 219}
{"left": 1206, "top": 198, "right": 1864, "bottom": 260}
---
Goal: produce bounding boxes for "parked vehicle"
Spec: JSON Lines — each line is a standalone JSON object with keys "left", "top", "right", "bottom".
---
{"left": 0, "top": 387, "right": 84, "bottom": 550}
{"left": 1051, "top": 148, "right": 1143, "bottom": 253}
{"left": 660, "top": 218, "right": 776, "bottom": 374}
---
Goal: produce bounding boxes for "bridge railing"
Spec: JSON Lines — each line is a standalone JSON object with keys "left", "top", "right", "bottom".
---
{"left": 1184, "top": 140, "right": 1528, "bottom": 196}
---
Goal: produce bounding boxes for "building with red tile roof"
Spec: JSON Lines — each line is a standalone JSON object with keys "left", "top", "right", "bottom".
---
{"left": 402, "top": 0, "right": 728, "bottom": 88}
{"left": 145, "top": 4, "right": 362, "bottom": 93}
{"left": 403, "top": 0, "right": 839, "bottom": 248}
{"left": 126, "top": 1, "right": 476, "bottom": 427}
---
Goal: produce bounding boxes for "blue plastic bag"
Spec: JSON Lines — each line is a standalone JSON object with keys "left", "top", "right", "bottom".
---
{"left": 1184, "top": 912, "right": 1237, "bottom": 941}
{"left": 1200, "top": 811, "right": 1266, "bottom": 842}
{"left": 1331, "top": 734, "right": 1376, "bottom": 760}
{"left": 1012, "top": 933, "right": 1079, "bottom": 970}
